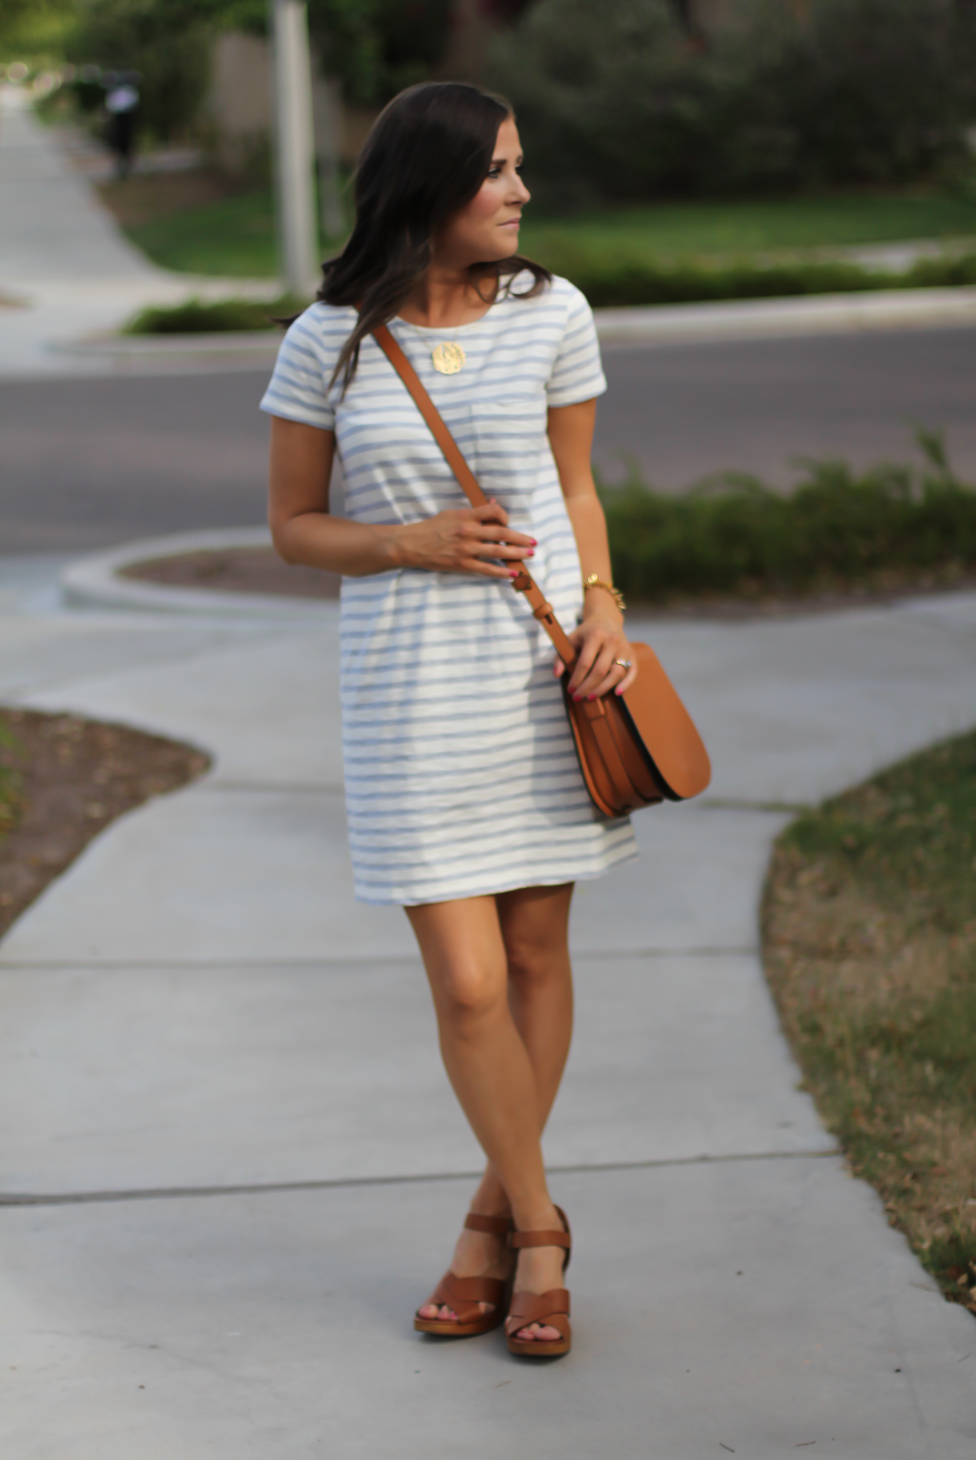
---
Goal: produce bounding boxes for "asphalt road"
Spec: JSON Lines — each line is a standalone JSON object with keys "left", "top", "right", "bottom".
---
{"left": 2, "top": 326, "right": 975, "bottom": 553}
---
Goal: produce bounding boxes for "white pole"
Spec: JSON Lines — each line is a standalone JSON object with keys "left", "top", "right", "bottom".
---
{"left": 270, "top": 0, "right": 318, "bottom": 295}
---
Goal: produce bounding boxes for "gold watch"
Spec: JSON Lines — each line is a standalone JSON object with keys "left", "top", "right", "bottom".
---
{"left": 583, "top": 573, "right": 626, "bottom": 614}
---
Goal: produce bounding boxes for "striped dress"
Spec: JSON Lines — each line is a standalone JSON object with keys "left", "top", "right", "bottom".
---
{"left": 260, "top": 273, "right": 638, "bottom": 905}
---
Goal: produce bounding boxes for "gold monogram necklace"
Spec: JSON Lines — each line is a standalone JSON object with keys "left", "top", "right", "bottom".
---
{"left": 430, "top": 328, "right": 465, "bottom": 375}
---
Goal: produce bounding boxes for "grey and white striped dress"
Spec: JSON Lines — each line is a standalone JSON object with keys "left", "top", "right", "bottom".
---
{"left": 260, "top": 273, "right": 638, "bottom": 904}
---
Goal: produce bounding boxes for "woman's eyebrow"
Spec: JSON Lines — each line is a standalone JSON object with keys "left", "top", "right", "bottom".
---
{"left": 491, "top": 154, "right": 524, "bottom": 166}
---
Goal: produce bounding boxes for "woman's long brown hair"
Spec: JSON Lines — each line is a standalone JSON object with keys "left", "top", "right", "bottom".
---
{"left": 318, "top": 81, "right": 551, "bottom": 394}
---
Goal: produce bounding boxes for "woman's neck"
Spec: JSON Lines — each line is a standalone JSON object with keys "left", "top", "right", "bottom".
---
{"left": 398, "top": 261, "right": 497, "bottom": 329}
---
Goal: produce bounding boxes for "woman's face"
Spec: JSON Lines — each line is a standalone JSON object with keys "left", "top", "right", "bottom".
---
{"left": 435, "top": 116, "right": 530, "bottom": 267}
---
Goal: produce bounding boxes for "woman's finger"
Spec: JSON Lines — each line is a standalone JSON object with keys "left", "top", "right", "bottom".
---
{"left": 614, "top": 661, "right": 638, "bottom": 695}
{"left": 470, "top": 542, "right": 534, "bottom": 561}
{"left": 469, "top": 525, "right": 536, "bottom": 546}
{"left": 583, "top": 664, "right": 627, "bottom": 700}
{"left": 472, "top": 499, "right": 509, "bottom": 526}
{"left": 566, "top": 636, "right": 611, "bottom": 696}
{"left": 572, "top": 643, "right": 620, "bottom": 699}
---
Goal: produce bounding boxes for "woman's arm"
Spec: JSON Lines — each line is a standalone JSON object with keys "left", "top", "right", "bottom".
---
{"left": 547, "top": 399, "right": 637, "bottom": 700}
{"left": 268, "top": 415, "right": 535, "bottom": 579}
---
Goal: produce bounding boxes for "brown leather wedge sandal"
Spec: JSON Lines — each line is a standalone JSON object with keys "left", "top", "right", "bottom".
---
{"left": 505, "top": 1205, "right": 572, "bottom": 1358}
{"left": 414, "top": 1212, "right": 515, "bottom": 1337}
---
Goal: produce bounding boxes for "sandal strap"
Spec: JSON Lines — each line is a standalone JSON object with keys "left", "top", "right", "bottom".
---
{"left": 509, "top": 1205, "right": 571, "bottom": 1261}
{"left": 510, "top": 1228, "right": 570, "bottom": 1250}
{"left": 431, "top": 1271, "right": 507, "bottom": 1306}
{"left": 464, "top": 1212, "right": 513, "bottom": 1237}
{"left": 505, "top": 1288, "right": 571, "bottom": 1334}
{"left": 420, "top": 1269, "right": 508, "bottom": 1325}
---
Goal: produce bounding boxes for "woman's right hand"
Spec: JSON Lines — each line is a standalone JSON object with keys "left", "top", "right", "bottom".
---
{"left": 390, "top": 499, "right": 535, "bottom": 580}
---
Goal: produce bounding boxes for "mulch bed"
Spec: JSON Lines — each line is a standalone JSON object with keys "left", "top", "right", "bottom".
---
{"left": 121, "top": 547, "right": 975, "bottom": 618}
{"left": 121, "top": 548, "right": 341, "bottom": 600}
{"left": 0, "top": 709, "right": 209, "bottom": 943}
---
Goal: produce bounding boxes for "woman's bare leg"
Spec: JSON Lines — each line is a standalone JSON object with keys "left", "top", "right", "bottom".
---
{"left": 463, "top": 883, "right": 574, "bottom": 1218}
{"left": 411, "top": 885, "right": 574, "bottom": 1340}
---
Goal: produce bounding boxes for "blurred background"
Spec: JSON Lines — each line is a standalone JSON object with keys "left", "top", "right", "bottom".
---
{"left": 2, "top": 0, "right": 976, "bottom": 563}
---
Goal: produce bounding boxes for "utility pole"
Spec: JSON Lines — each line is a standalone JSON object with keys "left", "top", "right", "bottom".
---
{"left": 270, "top": 0, "right": 318, "bottom": 295}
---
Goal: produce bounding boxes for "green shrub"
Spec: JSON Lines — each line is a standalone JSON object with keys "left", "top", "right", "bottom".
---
{"left": 546, "top": 250, "right": 976, "bottom": 307}
{"left": 603, "top": 430, "right": 976, "bottom": 601}
{"left": 491, "top": 0, "right": 976, "bottom": 203}
{"left": 122, "top": 293, "right": 307, "bottom": 333}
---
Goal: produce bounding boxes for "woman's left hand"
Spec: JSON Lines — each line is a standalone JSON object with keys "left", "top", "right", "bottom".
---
{"left": 554, "top": 606, "right": 638, "bottom": 701}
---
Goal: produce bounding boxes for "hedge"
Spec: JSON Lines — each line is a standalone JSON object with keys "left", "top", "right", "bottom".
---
{"left": 602, "top": 431, "right": 976, "bottom": 601}
{"left": 550, "top": 250, "right": 976, "bottom": 308}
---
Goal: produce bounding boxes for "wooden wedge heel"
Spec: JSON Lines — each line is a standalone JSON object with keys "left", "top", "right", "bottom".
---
{"left": 414, "top": 1212, "right": 515, "bottom": 1338}
{"left": 505, "top": 1206, "right": 572, "bottom": 1358}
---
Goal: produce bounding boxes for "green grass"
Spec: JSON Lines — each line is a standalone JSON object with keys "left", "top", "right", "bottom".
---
{"left": 602, "top": 430, "right": 976, "bottom": 604}
{"left": 124, "top": 188, "right": 346, "bottom": 279}
{"left": 763, "top": 731, "right": 976, "bottom": 1306}
{"left": 124, "top": 186, "right": 976, "bottom": 282}
{"left": 520, "top": 192, "right": 976, "bottom": 265}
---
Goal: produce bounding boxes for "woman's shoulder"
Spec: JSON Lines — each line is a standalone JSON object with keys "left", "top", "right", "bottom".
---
{"left": 501, "top": 270, "right": 593, "bottom": 319}
{"left": 281, "top": 300, "right": 357, "bottom": 358}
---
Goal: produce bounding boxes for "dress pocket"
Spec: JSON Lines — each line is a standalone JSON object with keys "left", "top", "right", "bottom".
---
{"left": 467, "top": 394, "right": 548, "bottom": 506}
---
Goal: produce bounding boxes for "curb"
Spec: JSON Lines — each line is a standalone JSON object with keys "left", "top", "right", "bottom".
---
{"left": 60, "top": 528, "right": 338, "bottom": 622}
{"left": 47, "top": 285, "right": 976, "bottom": 370}
{"left": 49, "top": 330, "right": 282, "bottom": 367}
{"left": 593, "top": 285, "right": 976, "bottom": 345}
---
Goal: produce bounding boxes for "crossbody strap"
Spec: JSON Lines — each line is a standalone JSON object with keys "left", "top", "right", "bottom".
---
{"left": 372, "top": 323, "right": 578, "bottom": 668}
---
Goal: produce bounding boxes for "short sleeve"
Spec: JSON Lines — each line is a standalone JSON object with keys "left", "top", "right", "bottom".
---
{"left": 259, "top": 305, "right": 341, "bottom": 431}
{"left": 546, "top": 282, "right": 607, "bottom": 408}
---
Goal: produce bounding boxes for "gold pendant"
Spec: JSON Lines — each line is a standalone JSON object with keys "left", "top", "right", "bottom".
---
{"left": 431, "top": 341, "right": 465, "bottom": 375}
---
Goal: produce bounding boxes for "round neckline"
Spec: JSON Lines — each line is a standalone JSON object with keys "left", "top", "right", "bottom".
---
{"left": 393, "top": 304, "right": 499, "bottom": 334}
{"left": 394, "top": 280, "right": 513, "bottom": 334}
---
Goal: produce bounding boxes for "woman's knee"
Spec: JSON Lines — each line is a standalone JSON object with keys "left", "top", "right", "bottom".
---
{"left": 433, "top": 957, "right": 507, "bottom": 1025}
{"left": 504, "top": 937, "right": 570, "bottom": 993}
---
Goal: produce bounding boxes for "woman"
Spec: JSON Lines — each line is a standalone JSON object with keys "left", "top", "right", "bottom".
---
{"left": 262, "top": 81, "right": 638, "bottom": 1359}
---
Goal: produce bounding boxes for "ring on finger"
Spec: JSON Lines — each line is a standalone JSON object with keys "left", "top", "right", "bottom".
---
{"left": 614, "top": 658, "right": 632, "bottom": 670}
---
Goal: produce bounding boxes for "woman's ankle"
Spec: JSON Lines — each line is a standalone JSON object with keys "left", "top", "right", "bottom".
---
{"left": 469, "top": 1172, "right": 511, "bottom": 1219}
{"left": 511, "top": 1198, "right": 560, "bottom": 1232}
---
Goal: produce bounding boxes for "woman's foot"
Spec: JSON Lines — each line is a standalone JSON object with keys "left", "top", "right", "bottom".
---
{"left": 416, "top": 1213, "right": 513, "bottom": 1324}
{"left": 510, "top": 1204, "right": 567, "bottom": 1343}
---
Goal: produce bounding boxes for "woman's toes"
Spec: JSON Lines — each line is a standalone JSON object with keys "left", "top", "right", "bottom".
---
{"left": 516, "top": 1322, "right": 560, "bottom": 1342}
{"left": 417, "top": 1303, "right": 439, "bottom": 1319}
{"left": 438, "top": 1305, "right": 457, "bottom": 1321}
{"left": 477, "top": 1302, "right": 495, "bottom": 1315}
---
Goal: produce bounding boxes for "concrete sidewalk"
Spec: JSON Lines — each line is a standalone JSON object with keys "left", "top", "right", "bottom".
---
{"left": 0, "top": 91, "right": 278, "bottom": 377}
{"left": 0, "top": 558, "right": 974, "bottom": 1456}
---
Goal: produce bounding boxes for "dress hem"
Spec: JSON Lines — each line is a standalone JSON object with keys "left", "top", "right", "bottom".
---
{"left": 353, "top": 844, "right": 640, "bottom": 907}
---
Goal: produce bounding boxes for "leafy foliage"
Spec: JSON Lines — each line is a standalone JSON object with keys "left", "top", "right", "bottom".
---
{"left": 542, "top": 249, "right": 976, "bottom": 306}
{"left": 602, "top": 430, "right": 976, "bottom": 601}
{"left": 67, "top": 0, "right": 215, "bottom": 139}
{"left": 123, "top": 293, "right": 306, "bottom": 332}
{"left": 306, "top": 0, "right": 453, "bottom": 107}
{"left": 491, "top": 0, "right": 976, "bottom": 203}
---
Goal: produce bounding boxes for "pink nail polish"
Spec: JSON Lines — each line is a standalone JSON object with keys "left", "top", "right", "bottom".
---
{"left": 529, "top": 538, "right": 538, "bottom": 545}
{"left": 587, "top": 694, "right": 596, "bottom": 701}
{"left": 526, "top": 550, "right": 534, "bottom": 557}
{"left": 509, "top": 569, "right": 520, "bottom": 578}
{"left": 571, "top": 692, "right": 581, "bottom": 702}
